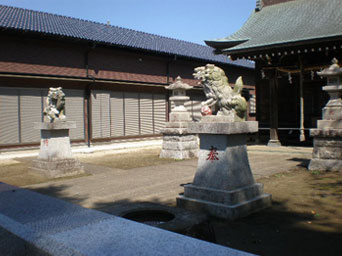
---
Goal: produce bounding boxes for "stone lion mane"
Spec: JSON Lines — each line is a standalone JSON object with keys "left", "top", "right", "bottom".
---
{"left": 193, "top": 64, "right": 247, "bottom": 121}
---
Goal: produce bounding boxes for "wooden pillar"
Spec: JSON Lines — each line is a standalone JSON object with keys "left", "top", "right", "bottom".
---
{"left": 267, "top": 71, "right": 281, "bottom": 147}
{"left": 299, "top": 57, "right": 306, "bottom": 142}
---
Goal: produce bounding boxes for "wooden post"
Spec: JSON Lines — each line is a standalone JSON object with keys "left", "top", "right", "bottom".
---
{"left": 267, "top": 70, "right": 281, "bottom": 147}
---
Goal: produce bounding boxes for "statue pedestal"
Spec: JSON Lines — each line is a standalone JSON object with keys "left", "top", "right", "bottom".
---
{"left": 160, "top": 112, "right": 198, "bottom": 159}
{"left": 30, "top": 121, "right": 84, "bottom": 178}
{"left": 309, "top": 85, "right": 342, "bottom": 171}
{"left": 177, "top": 117, "right": 271, "bottom": 220}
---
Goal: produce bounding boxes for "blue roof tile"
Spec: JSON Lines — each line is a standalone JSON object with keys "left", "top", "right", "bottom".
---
{"left": 0, "top": 5, "right": 254, "bottom": 69}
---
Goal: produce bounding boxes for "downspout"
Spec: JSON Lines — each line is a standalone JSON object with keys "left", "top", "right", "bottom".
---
{"left": 85, "top": 44, "right": 96, "bottom": 147}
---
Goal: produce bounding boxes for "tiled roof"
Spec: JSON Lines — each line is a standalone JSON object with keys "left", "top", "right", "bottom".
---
{"left": 206, "top": 0, "right": 342, "bottom": 55}
{"left": 0, "top": 5, "right": 254, "bottom": 69}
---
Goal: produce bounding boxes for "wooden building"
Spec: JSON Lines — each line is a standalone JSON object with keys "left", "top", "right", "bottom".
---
{"left": 0, "top": 5, "right": 255, "bottom": 149}
{"left": 206, "top": 0, "right": 342, "bottom": 146}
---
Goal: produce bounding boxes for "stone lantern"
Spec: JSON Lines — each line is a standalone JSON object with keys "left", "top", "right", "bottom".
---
{"left": 309, "top": 58, "right": 342, "bottom": 171}
{"left": 159, "top": 76, "right": 198, "bottom": 159}
{"left": 166, "top": 76, "right": 193, "bottom": 121}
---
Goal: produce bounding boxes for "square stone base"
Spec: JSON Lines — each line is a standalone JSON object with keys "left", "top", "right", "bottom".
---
{"left": 308, "top": 159, "right": 342, "bottom": 171}
{"left": 177, "top": 183, "right": 271, "bottom": 220}
{"left": 29, "top": 159, "right": 84, "bottom": 178}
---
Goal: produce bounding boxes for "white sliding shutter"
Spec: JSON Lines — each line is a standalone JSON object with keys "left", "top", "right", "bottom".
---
{"left": 140, "top": 93, "right": 153, "bottom": 135}
{"left": 0, "top": 88, "right": 20, "bottom": 145}
{"left": 91, "top": 91, "right": 110, "bottom": 139}
{"left": 64, "top": 89, "right": 85, "bottom": 140}
{"left": 124, "top": 92, "right": 139, "bottom": 136}
{"left": 153, "top": 94, "right": 166, "bottom": 134}
{"left": 19, "top": 89, "right": 42, "bottom": 143}
{"left": 110, "top": 91, "right": 124, "bottom": 137}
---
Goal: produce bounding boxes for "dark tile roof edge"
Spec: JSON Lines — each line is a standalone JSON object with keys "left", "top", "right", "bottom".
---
{"left": 0, "top": 5, "right": 255, "bottom": 69}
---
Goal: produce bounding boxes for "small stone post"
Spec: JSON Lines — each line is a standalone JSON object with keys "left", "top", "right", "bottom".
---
{"left": 30, "top": 87, "right": 84, "bottom": 178}
{"left": 159, "top": 77, "right": 198, "bottom": 159}
{"left": 309, "top": 59, "right": 342, "bottom": 171}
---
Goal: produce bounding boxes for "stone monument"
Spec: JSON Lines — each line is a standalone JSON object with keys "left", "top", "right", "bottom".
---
{"left": 30, "top": 87, "right": 84, "bottom": 178}
{"left": 177, "top": 64, "right": 271, "bottom": 220}
{"left": 309, "top": 59, "right": 342, "bottom": 171}
{"left": 159, "top": 76, "right": 198, "bottom": 159}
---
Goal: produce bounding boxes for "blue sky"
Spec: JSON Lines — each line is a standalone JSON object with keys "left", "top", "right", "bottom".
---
{"left": 0, "top": 0, "right": 256, "bottom": 45}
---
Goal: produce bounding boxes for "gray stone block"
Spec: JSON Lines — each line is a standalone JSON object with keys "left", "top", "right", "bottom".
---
{"left": 188, "top": 121, "right": 258, "bottom": 135}
{"left": 311, "top": 128, "right": 342, "bottom": 137}
{"left": 323, "top": 107, "right": 342, "bottom": 120}
{"left": 193, "top": 134, "right": 255, "bottom": 191}
{"left": 183, "top": 183, "right": 265, "bottom": 205}
{"left": 317, "top": 120, "right": 342, "bottom": 129}
{"left": 34, "top": 121, "right": 76, "bottom": 130}
{"left": 162, "top": 141, "right": 198, "bottom": 151}
{"left": 308, "top": 159, "right": 342, "bottom": 171}
{"left": 177, "top": 193, "right": 271, "bottom": 221}
{"left": 30, "top": 159, "right": 84, "bottom": 178}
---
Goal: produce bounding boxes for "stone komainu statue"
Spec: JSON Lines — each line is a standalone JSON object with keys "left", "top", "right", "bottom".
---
{"left": 193, "top": 64, "right": 247, "bottom": 121}
{"left": 43, "top": 87, "right": 66, "bottom": 122}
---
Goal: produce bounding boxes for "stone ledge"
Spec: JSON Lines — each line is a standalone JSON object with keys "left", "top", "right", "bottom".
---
{"left": 310, "top": 128, "right": 342, "bottom": 137}
{"left": 177, "top": 194, "right": 271, "bottom": 221}
{"left": 30, "top": 159, "right": 84, "bottom": 178}
{"left": 308, "top": 159, "right": 342, "bottom": 171}
{"left": 0, "top": 182, "right": 254, "bottom": 256}
{"left": 34, "top": 121, "right": 76, "bottom": 130}
{"left": 183, "top": 183, "right": 265, "bottom": 205}
{"left": 188, "top": 121, "right": 258, "bottom": 135}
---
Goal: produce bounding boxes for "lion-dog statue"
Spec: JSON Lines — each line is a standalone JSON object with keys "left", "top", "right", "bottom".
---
{"left": 43, "top": 87, "right": 66, "bottom": 122}
{"left": 193, "top": 64, "right": 247, "bottom": 121}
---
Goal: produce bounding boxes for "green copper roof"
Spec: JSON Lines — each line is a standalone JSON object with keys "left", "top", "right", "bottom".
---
{"left": 206, "top": 0, "right": 342, "bottom": 55}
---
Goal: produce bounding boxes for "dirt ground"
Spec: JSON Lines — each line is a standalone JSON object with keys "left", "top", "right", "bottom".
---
{"left": 208, "top": 168, "right": 342, "bottom": 256}
{"left": 1, "top": 149, "right": 342, "bottom": 255}
{"left": 0, "top": 148, "right": 178, "bottom": 187}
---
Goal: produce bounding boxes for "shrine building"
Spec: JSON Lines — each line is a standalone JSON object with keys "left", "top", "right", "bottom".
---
{"left": 206, "top": 0, "right": 342, "bottom": 146}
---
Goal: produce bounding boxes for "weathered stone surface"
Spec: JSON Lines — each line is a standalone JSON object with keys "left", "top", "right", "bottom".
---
{"left": 188, "top": 121, "right": 258, "bottom": 135}
{"left": 183, "top": 183, "right": 265, "bottom": 205}
{"left": 312, "top": 146, "right": 342, "bottom": 160}
{"left": 162, "top": 141, "right": 198, "bottom": 151}
{"left": 34, "top": 121, "right": 76, "bottom": 130}
{"left": 317, "top": 120, "right": 342, "bottom": 129}
{"left": 32, "top": 121, "right": 84, "bottom": 178}
{"left": 177, "top": 193, "right": 271, "bottom": 221}
{"left": 309, "top": 159, "right": 342, "bottom": 171}
{"left": 169, "top": 112, "right": 192, "bottom": 122}
{"left": 161, "top": 128, "right": 190, "bottom": 135}
{"left": 0, "top": 182, "right": 253, "bottom": 256}
{"left": 314, "top": 137, "right": 342, "bottom": 147}
{"left": 163, "top": 122, "right": 189, "bottom": 129}
{"left": 30, "top": 159, "right": 84, "bottom": 178}
{"left": 310, "top": 129, "right": 342, "bottom": 138}
{"left": 178, "top": 121, "right": 271, "bottom": 220}
{"left": 159, "top": 149, "right": 198, "bottom": 159}
{"left": 323, "top": 107, "right": 342, "bottom": 120}
{"left": 162, "top": 135, "right": 198, "bottom": 142}
{"left": 267, "top": 139, "right": 281, "bottom": 147}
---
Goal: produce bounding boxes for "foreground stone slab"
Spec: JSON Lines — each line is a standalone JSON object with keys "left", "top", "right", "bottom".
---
{"left": 30, "top": 121, "right": 84, "bottom": 178}
{"left": 178, "top": 119, "right": 271, "bottom": 220}
{"left": 0, "top": 182, "right": 254, "bottom": 256}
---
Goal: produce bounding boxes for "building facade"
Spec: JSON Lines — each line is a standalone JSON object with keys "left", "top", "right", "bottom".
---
{"left": 206, "top": 0, "right": 342, "bottom": 146}
{"left": 0, "top": 5, "right": 255, "bottom": 149}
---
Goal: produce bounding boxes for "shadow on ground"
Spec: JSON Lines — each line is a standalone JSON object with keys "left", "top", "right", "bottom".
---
{"left": 28, "top": 168, "right": 342, "bottom": 256}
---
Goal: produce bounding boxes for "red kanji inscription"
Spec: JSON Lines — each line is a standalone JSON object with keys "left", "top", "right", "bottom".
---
{"left": 207, "top": 146, "right": 219, "bottom": 161}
